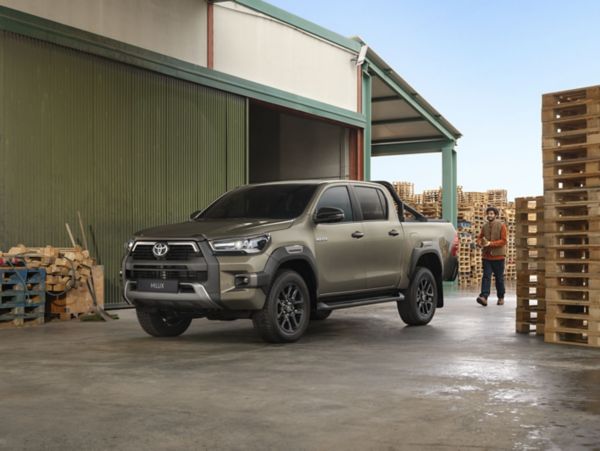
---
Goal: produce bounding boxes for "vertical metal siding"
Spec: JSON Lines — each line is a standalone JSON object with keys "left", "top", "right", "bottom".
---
{"left": 0, "top": 31, "right": 247, "bottom": 307}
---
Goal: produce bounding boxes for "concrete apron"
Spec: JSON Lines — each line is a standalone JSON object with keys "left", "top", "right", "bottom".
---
{"left": 0, "top": 286, "right": 599, "bottom": 450}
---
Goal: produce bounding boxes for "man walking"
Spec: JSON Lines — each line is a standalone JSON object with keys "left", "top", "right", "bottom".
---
{"left": 476, "top": 206, "right": 507, "bottom": 306}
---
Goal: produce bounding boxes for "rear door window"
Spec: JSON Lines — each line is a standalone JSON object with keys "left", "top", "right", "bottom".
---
{"left": 355, "top": 186, "right": 387, "bottom": 221}
{"left": 316, "top": 186, "right": 354, "bottom": 222}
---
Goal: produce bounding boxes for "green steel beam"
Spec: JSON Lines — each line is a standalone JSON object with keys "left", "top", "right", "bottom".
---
{"left": 372, "top": 95, "right": 401, "bottom": 103}
{"left": 367, "top": 60, "right": 455, "bottom": 141}
{"left": 362, "top": 67, "right": 372, "bottom": 180}
{"left": 372, "top": 117, "right": 425, "bottom": 126}
{"left": 442, "top": 145, "right": 458, "bottom": 227}
{"left": 230, "top": 0, "right": 362, "bottom": 53}
{"left": 371, "top": 139, "right": 453, "bottom": 156}
{"left": 0, "top": 5, "right": 366, "bottom": 129}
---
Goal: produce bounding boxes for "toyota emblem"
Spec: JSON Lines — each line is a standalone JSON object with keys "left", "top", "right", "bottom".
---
{"left": 152, "top": 242, "right": 169, "bottom": 258}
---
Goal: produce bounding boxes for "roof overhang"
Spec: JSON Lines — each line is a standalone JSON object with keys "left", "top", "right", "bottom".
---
{"left": 354, "top": 38, "right": 462, "bottom": 156}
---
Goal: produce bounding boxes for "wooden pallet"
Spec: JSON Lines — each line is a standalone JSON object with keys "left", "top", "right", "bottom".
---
{"left": 542, "top": 85, "right": 600, "bottom": 107}
{"left": 0, "top": 268, "right": 46, "bottom": 328}
{"left": 544, "top": 302, "right": 600, "bottom": 347}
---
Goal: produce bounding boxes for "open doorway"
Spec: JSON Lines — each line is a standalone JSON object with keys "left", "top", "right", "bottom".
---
{"left": 249, "top": 101, "right": 356, "bottom": 183}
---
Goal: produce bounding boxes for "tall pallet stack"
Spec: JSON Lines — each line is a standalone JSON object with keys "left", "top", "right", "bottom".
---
{"left": 515, "top": 197, "right": 545, "bottom": 335}
{"left": 542, "top": 85, "right": 600, "bottom": 347}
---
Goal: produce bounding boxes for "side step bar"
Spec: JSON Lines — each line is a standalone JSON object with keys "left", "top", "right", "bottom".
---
{"left": 317, "top": 293, "right": 404, "bottom": 311}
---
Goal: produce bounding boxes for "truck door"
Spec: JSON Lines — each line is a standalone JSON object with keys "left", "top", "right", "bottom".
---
{"left": 353, "top": 185, "right": 403, "bottom": 290}
{"left": 312, "top": 185, "right": 367, "bottom": 295}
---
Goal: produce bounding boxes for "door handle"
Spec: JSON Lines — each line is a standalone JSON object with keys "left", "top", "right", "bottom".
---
{"left": 389, "top": 229, "right": 400, "bottom": 236}
{"left": 351, "top": 231, "right": 364, "bottom": 239}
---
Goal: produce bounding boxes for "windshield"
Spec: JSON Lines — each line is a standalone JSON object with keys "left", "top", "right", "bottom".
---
{"left": 197, "top": 184, "right": 318, "bottom": 220}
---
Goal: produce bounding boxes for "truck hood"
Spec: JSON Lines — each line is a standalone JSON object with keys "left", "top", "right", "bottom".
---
{"left": 135, "top": 218, "right": 295, "bottom": 240}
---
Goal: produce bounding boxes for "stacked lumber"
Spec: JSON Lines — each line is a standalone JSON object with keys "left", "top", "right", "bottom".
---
{"left": 2, "top": 245, "right": 95, "bottom": 292}
{"left": 515, "top": 197, "right": 546, "bottom": 335}
{"left": 542, "top": 85, "right": 600, "bottom": 347}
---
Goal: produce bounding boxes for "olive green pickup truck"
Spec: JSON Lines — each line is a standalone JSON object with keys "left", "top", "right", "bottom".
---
{"left": 122, "top": 180, "right": 459, "bottom": 342}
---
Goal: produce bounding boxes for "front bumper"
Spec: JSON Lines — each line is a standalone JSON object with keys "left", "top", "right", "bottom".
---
{"left": 122, "top": 240, "right": 269, "bottom": 311}
{"left": 124, "top": 280, "right": 221, "bottom": 309}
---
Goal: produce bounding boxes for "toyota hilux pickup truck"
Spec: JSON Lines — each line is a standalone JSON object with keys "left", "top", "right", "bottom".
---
{"left": 122, "top": 180, "right": 459, "bottom": 343}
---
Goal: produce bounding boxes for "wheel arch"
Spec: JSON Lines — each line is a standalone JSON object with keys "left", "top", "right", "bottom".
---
{"left": 263, "top": 247, "right": 318, "bottom": 310}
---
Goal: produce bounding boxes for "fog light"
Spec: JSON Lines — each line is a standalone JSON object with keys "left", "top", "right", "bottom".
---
{"left": 235, "top": 275, "right": 250, "bottom": 287}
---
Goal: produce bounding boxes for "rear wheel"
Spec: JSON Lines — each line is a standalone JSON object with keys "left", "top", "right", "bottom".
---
{"left": 252, "top": 270, "right": 310, "bottom": 343}
{"left": 398, "top": 267, "right": 437, "bottom": 326}
{"left": 136, "top": 309, "right": 192, "bottom": 337}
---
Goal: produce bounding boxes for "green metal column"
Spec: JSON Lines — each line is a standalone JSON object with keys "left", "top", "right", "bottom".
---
{"left": 442, "top": 144, "right": 457, "bottom": 227}
{"left": 362, "top": 66, "right": 372, "bottom": 181}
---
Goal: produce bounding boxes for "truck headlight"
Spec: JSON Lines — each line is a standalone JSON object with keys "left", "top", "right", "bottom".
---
{"left": 209, "top": 234, "right": 270, "bottom": 255}
{"left": 124, "top": 239, "right": 135, "bottom": 251}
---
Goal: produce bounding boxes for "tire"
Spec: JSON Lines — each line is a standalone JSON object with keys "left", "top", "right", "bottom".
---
{"left": 252, "top": 270, "right": 310, "bottom": 343}
{"left": 310, "top": 309, "right": 332, "bottom": 321}
{"left": 398, "top": 267, "right": 437, "bottom": 326}
{"left": 136, "top": 309, "right": 192, "bottom": 337}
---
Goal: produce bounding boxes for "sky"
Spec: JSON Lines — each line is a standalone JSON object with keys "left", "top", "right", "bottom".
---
{"left": 267, "top": 0, "right": 600, "bottom": 199}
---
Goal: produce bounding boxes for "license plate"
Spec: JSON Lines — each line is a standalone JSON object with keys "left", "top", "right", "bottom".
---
{"left": 137, "top": 279, "right": 178, "bottom": 293}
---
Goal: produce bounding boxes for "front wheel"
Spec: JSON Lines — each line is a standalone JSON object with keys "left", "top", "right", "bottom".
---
{"left": 252, "top": 270, "right": 310, "bottom": 343}
{"left": 398, "top": 267, "right": 437, "bottom": 326}
{"left": 136, "top": 309, "right": 192, "bottom": 337}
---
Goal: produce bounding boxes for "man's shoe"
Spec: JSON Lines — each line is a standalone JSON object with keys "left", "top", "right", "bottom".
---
{"left": 497, "top": 298, "right": 504, "bottom": 306}
{"left": 476, "top": 296, "right": 488, "bottom": 307}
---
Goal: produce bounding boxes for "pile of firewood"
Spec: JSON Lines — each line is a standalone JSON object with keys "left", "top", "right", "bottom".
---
{"left": 0, "top": 245, "right": 95, "bottom": 292}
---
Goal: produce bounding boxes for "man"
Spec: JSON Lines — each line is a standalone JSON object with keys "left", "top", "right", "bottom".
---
{"left": 476, "top": 206, "right": 507, "bottom": 306}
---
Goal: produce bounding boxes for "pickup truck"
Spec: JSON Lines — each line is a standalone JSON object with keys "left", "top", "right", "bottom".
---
{"left": 122, "top": 180, "right": 459, "bottom": 343}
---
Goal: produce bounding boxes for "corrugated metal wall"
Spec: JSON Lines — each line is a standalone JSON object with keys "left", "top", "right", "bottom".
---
{"left": 0, "top": 31, "right": 247, "bottom": 307}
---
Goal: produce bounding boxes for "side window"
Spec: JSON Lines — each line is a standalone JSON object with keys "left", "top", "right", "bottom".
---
{"left": 316, "top": 186, "right": 353, "bottom": 222}
{"left": 355, "top": 187, "right": 387, "bottom": 221}
{"left": 376, "top": 189, "right": 389, "bottom": 219}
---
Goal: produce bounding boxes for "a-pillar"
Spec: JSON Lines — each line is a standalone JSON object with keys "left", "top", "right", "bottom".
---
{"left": 442, "top": 144, "right": 457, "bottom": 227}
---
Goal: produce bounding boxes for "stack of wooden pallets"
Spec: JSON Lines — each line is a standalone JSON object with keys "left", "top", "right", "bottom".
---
{"left": 0, "top": 268, "right": 46, "bottom": 328}
{"left": 515, "top": 197, "right": 546, "bottom": 335}
{"left": 542, "top": 85, "right": 600, "bottom": 347}
{"left": 392, "top": 181, "right": 415, "bottom": 205}
{"left": 0, "top": 245, "right": 104, "bottom": 321}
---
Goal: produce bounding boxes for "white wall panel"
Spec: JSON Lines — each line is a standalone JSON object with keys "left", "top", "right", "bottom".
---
{"left": 0, "top": 0, "right": 208, "bottom": 66}
{"left": 214, "top": 2, "right": 358, "bottom": 112}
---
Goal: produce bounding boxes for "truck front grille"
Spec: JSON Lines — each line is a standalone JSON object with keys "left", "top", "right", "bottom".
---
{"left": 131, "top": 242, "right": 200, "bottom": 260}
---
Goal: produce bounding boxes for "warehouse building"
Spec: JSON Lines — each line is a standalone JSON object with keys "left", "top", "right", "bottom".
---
{"left": 0, "top": 0, "right": 461, "bottom": 306}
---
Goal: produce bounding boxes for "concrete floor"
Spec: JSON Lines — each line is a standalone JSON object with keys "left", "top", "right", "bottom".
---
{"left": 1, "top": 287, "right": 599, "bottom": 451}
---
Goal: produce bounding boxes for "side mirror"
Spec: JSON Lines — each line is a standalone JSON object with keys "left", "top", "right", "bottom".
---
{"left": 189, "top": 210, "right": 202, "bottom": 220}
{"left": 314, "top": 207, "right": 345, "bottom": 224}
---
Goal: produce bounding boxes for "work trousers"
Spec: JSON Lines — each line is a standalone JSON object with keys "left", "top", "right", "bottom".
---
{"left": 479, "top": 258, "right": 505, "bottom": 299}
